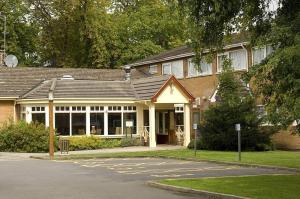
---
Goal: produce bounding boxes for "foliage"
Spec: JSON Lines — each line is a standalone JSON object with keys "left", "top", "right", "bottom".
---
{"left": 0, "top": 121, "right": 58, "bottom": 153}
{"left": 1, "top": 0, "right": 187, "bottom": 68}
{"left": 200, "top": 65, "right": 271, "bottom": 151}
{"left": 67, "top": 136, "right": 141, "bottom": 151}
{"left": 179, "top": 0, "right": 300, "bottom": 132}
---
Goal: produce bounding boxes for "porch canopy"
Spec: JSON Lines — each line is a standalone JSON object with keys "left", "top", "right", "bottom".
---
{"left": 18, "top": 75, "right": 195, "bottom": 147}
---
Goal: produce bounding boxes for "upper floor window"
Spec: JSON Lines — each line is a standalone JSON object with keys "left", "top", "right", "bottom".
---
{"left": 217, "top": 49, "right": 247, "bottom": 72}
{"left": 149, "top": 65, "right": 158, "bottom": 74}
{"left": 188, "top": 58, "right": 212, "bottom": 77}
{"left": 252, "top": 45, "right": 274, "bottom": 65}
{"left": 162, "top": 60, "right": 183, "bottom": 78}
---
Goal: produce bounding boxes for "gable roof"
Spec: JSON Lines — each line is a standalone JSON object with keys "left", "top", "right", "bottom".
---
{"left": 0, "top": 67, "right": 148, "bottom": 98}
{"left": 124, "top": 33, "right": 250, "bottom": 68}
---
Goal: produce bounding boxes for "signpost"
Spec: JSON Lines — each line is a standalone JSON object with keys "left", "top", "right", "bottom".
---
{"left": 125, "top": 120, "right": 134, "bottom": 138}
{"left": 193, "top": 123, "right": 198, "bottom": 156}
{"left": 235, "top": 123, "right": 241, "bottom": 161}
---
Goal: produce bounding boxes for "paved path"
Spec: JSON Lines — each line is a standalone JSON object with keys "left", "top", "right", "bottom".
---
{"left": 0, "top": 156, "right": 295, "bottom": 199}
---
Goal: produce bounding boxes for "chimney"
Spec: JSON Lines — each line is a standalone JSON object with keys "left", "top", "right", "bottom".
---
{"left": 124, "top": 65, "right": 131, "bottom": 81}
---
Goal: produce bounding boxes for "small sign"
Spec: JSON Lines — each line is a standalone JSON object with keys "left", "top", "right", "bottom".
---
{"left": 193, "top": 123, "right": 198, "bottom": 130}
{"left": 125, "top": 120, "right": 133, "bottom": 127}
{"left": 235, "top": 123, "right": 241, "bottom": 131}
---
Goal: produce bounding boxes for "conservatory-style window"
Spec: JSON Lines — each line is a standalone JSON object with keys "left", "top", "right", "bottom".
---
{"left": 55, "top": 106, "right": 70, "bottom": 136}
{"left": 90, "top": 106, "right": 104, "bottom": 135}
{"left": 217, "top": 49, "right": 247, "bottom": 72}
{"left": 31, "top": 106, "right": 46, "bottom": 124}
{"left": 123, "top": 106, "right": 137, "bottom": 135}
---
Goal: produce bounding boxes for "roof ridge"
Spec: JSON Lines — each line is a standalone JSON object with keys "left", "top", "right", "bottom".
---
{"left": 21, "top": 79, "right": 50, "bottom": 99}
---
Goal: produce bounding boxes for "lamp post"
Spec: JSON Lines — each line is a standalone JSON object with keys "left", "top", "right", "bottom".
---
{"left": 235, "top": 123, "right": 241, "bottom": 161}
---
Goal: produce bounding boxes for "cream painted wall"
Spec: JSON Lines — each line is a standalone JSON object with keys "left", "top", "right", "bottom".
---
{"left": 155, "top": 83, "right": 190, "bottom": 104}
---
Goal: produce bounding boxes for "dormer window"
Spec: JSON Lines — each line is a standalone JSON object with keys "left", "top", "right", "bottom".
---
{"left": 217, "top": 49, "right": 248, "bottom": 72}
{"left": 162, "top": 60, "right": 183, "bottom": 78}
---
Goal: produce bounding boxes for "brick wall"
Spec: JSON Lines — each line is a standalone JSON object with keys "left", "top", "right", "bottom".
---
{"left": 0, "top": 100, "right": 15, "bottom": 125}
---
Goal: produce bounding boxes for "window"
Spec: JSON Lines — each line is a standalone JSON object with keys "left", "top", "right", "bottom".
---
{"left": 252, "top": 45, "right": 274, "bottom": 65}
{"left": 55, "top": 113, "right": 70, "bottom": 135}
{"left": 123, "top": 112, "right": 137, "bottom": 135}
{"left": 188, "top": 58, "right": 212, "bottom": 77}
{"left": 217, "top": 49, "right": 247, "bottom": 72}
{"left": 90, "top": 113, "right": 104, "bottom": 135}
{"left": 149, "top": 65, "right": 158, "bottom": 74}
{"left": 90, "top": 106, "right": 104, "bottom": 112}
{"left": 72, "top": 106, "right": 85, "bottom": 111}
{"left": 72, "top": 113, "right": 86, "bottom": 135}
{"left": 108, "top": 113, "right": 122, "bottom": 135}
{"left": 31, "top": 106, "right": 46, "bottom": 124}
{"left": 162, "top": 60, "right": 184, "bottom": 78}
{"left": 108, "top": 106, "right": 121, "bottom": 111}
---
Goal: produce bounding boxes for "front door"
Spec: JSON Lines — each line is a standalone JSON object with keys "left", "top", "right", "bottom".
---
{"left": 156, "top": 111, "right": 170, "bottom": 144}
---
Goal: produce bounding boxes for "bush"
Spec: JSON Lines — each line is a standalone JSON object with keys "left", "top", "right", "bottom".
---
{"left": 68, "top": 136, "right": 141, "bottom": 151}
{"left": 0, "top": 121, "right": 58, "bottom": 153}
{"left": 120, "top": 138, "right": 142, "bottom": 147}
{"left": 187, "top": 139, "right": 205, "bottom": 150}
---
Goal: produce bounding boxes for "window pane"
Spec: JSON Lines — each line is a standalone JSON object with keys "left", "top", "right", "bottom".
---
{"left": 188, "top": 60, "right": 197, "bottom": 77}
{"left": 200, "top": 59, "right": 212, "bottom": 75}
{"left": 90, "top": 113, "right": 104, "bottom": 135}
{"left": 266, "top": 45, "right": 274, "bottom": 56}
{"left": 72, "top": 113, "right": 86, "bottom": 135}
{"left": 162, "top": 63, "right": 171, "bottom": 75}
{"left": 149, "top": 65, "right": 158, "bottom": 74}
{"left": 230, "top": 50, "right": 247, "bottom": 70}
{"left": 253, "top": 47, "right": 265, "bottom": 65}
{"left": 108, "top": 113, "right": 122, "bottom": 135}
{"left": 32, "top": 113, "right": 45, "bottom": 124}
{"left": 123, "top": 112, "right": 137, "bottom": 135}
{"left": 217, "top": 55, "right": 226, "bottom": 72}
{"left": 172, "top": 60, "right": 183, "bottom": 78}
{"left": 55, "top": 113, "right": 70, "bottom": 136}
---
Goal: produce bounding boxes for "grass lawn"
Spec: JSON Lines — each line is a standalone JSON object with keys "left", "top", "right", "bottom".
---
{"left": 160, "top": 174, "right": 300, "bottom": 199}
{"left": 53, "top": 149, "right": 300, "bottom": 168}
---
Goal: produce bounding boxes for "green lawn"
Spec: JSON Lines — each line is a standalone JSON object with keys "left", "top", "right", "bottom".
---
{"left": 160, "top": 175, "right": 300, "bottom": 199}
{"left": 54, "top": 149, "right": 300, "bottom": 168}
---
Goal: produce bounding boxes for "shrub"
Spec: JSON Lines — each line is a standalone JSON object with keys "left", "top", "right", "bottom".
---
{"left": 198, "top": 64, "right": 272, "bottom": 151}
{"left": 67, "top": 136, "right": 141, "bottom": 151}
{"left": 120, "top": 138, "right": 142, "bottom": 147}
{"left": 0, "top": 121, "right": 58, "bottom": 153}
{"left": 187, "top": 139, "right": 205, "bottom": 150}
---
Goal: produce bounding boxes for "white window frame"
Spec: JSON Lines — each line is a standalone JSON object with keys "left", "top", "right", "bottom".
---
{"left": 252, "top": 45, "right": 274, "bottom": 65}
{"left": 162, "top": 60, "right": 184, "bottom": 79}
{"left": 217, "top": 49, "right": 248, "bottom": 73}
{"left": 149, "top": 64, "right": 158, "bottom": 74}
{"left": 187, "top": 58, "right": 212, "bottom": 77}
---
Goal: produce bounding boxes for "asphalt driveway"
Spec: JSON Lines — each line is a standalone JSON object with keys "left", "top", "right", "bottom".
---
{"left": 0, "top": 156, "right": 294, "bottom": 199}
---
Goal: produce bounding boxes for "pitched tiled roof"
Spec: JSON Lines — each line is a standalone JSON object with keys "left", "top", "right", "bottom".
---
{"left": 131, "top": 75, "right": 170, "bottom": 100}
{"left": 21, "top": 75, "right": 172, "bottom": 100}
{"left": 125, "top": 33, "right": 250, "bottom": 68}
{"left": 0, "top": 67, "right": 148, "bottom": 98}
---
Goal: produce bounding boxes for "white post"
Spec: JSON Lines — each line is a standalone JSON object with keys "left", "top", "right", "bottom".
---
{"left": 86, "top": 106, "right": 91, "bottom": 136}
{"left": 104, "top": 106, "right": 108, "bottom": 136}
{"left": 149, "top": 103, "right": 156, "bottom": 147}
{"left": 136, "top": 105, "right": 144, "bottom": 135}
{"left": 183, "top": 104, "right": 191, "bottom": 147}
{"left": 45, "top": 105, "right": 49, "bottom": 127}
{"left": 25, "top": 106, "right": 32, "bottom": 123}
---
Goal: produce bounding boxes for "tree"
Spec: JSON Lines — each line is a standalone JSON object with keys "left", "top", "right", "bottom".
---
{"left": 200, "top": 63, "right": 270, "bottom": 151}
{"left": 179, "top": 0, "right": 300, "bottom": 132}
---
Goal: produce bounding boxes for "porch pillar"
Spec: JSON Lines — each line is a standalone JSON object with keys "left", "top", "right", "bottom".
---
{"left": 136, "top": 105, "right": 144, "bottom": 136}
{"left": 183, "top": 104, "right": 191, "bottom": 147}
{"left": 149, "top": 103, "right": 156, "bottom": 147}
